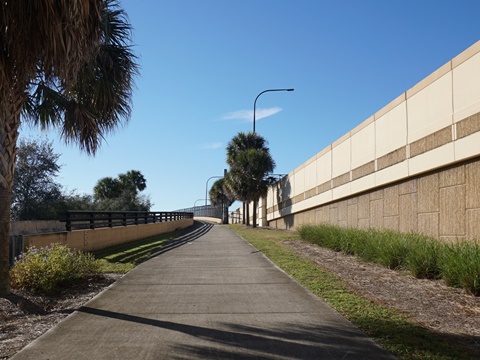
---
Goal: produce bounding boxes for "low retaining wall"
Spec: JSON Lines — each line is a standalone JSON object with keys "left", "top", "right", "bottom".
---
{"left": 10, "top": 220, "right": 64, "bottom": 235}
{"left": 23, "top": 218, "right": 194, "bottom": 252}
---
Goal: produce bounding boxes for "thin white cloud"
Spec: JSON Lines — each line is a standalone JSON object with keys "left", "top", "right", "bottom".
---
{"left": 222, "top": 110, "right": 252, "bottom": 121}
{"left": 201, "top": 142, "right": 223, "bottom": 149}
{"left": 222, "top": 107, "right": 282, "bottom": 122}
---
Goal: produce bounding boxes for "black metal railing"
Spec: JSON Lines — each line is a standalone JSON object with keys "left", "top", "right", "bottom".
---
{"left": 176, "top": 204, "right": 224, "bottom": 220}
{"left": 60, "top": 210, "right": 193, "bottom": 231}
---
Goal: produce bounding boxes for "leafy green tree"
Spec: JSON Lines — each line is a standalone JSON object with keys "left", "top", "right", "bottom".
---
{"left": 94, "top": 192, "right": 152, "bottom": 212}
{"left": 94, "top": 177, "right": 122, "bottom": 200}
{"left": 11, "top": 138, "right": 95, "bottom": 219}
{"left": 226, "top": 132, "right": 275, "bottom": 228}
{"left": 0, "top": 0, "right": 138, "bottom": 296}
{"left": 118, "top": 170, "right": 147, "bottom": 195}
{"left": 60, "top": 192, "right": 95, "bottom": 212}
{"left": 11, "top": 139, "right": 64, "bottom": 220}
{"left": 93, "top": 170, "right": 150, "bottom": 211}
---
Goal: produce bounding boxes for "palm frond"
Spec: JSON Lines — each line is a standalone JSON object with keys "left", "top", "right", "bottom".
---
{"left": 1, "top": 0, "right": 102, "bottom": 97}
{"left": 21, "top": 0, "right": 139, "bottom": 155}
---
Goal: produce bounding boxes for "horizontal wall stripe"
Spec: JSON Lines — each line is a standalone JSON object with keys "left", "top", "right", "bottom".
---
{"left": 266, "top": 111, "right": 480, "bottom": 216}
{"left": 352, "top": 161, "right": 375, "bottom": 181}
{"left": 410, "top": 126, "right": 452, "bottom": 158}
{"left": 457, "top": 112, "right": 480, "bottom": 139}
{"left": 377, "top": 146, "right": 407, "bottom": 171}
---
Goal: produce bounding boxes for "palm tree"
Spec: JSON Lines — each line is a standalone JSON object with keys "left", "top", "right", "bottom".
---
{"left": 209, "top": 178, "right": 236, "bottom": 224}
{"left": 226, "top": 132, "right": 275, "bottom": 228}
{"left": 226, "top": 132, "right": 268, "bottom": 225}
{"left": 226, "top": 132, "right": 270, "bottom": 163}
{"left": 209, "top": 178, "right": 235, "bottom": 207}
{"left": 0, "top": 0, "right": 138, "bottom": 296}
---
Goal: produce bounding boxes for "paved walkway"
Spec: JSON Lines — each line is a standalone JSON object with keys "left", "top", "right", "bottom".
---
{"left": 12, "top": 222, "right": 396, "bottom": 359}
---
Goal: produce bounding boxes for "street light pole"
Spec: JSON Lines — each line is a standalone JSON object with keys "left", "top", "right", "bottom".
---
{"left": 253, "top": 88, "right": 294, "bottom": 133}
{"left": 205, "top": 169, "right": 227, "bottom": 206}
{"left": 194, "top": 199, "right": 208, "bottom": 207}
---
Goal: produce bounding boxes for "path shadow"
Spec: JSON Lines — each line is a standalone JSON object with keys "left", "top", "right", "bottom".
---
{"left": 77, "top": 306, "right": 395, "bottom": 359}
{"left": 147, "top": 220, "right": 213, "bottom": 259}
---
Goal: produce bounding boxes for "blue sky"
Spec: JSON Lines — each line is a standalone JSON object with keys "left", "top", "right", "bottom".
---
{"left": 21, "top": 0, "right": 480, "bottom": 211}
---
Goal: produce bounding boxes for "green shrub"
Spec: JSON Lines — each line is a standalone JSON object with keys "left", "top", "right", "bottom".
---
{"left": 10, "top": 244, "right": 99, "bottom": 294}
{"left": 298, "top": 224, "right": 366, "bottom": 255}
{"left": 355, "top": 229, "right": 381, "bottom": 263}
{"left": 406, "top": 233, "right": 442, "bottom": 279}
{"left": 368, "top": 230, "right": 410, "bottom": 270}
{"left": 299, "top": 223, "right": 480, "bottom": 295}
{"left": 440, "top": 241, "right": 480, "bottom": 296}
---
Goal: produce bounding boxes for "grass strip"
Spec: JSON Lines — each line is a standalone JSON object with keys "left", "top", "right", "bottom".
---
{"left": 229, "top": 224, "right": 475, "bottom": 360}
{"left": 93, "top": 230, "right": 182, "bottom": 273}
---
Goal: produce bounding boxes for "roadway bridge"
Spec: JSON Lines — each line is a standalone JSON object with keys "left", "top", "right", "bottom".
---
{"left": 175, "top": 204, "right": 228, "bottom": 224}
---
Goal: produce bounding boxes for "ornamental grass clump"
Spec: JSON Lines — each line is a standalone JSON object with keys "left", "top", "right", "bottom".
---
{"left": 405, "top": 233, "right": 442, "bottom": 279}
{"left": 298, "top": 223, "right": 480, "bottom": 295}
{"left": 10, "top": 244, "right": 99, "bottom": 294}
{"left": 440, "top": 241, "right": 480, "bottom": 296}
{"left": 298, "top": 224, "right": 362, "bottom": 254}
{"left": 367, "top": 229, "right": 410, "bottom": 270}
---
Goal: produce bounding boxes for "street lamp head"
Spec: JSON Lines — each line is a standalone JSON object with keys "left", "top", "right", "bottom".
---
{"left": 253, "top": 88, "right": 294, "bottom": 133}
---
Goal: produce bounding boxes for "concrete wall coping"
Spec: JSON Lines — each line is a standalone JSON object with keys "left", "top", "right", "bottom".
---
{"left": 452, "top": 40, "right": 480, "bottom": 68}
{"left": 374, "top": 93, "right": 406, "bottom": 120}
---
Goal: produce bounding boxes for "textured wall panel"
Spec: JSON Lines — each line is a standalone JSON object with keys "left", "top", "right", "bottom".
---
{"left": 418, "top": 213, "right": 439, "bottom": 238}
{"left": 418, "top": 175, "right": 439, "bottom": 213}
{"left": 399, "top": 193, "right": 418, "bottom": 233}
{"left": 440, "top": 185, "right": 466, "bottom": 236}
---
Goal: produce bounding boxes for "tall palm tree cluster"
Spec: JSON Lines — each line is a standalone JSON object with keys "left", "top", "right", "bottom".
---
{"left": 222, "top": 132, "right": 276, "bottom": 228}
{"left": 0, "top": 0, "right": 138, "bottom": 296}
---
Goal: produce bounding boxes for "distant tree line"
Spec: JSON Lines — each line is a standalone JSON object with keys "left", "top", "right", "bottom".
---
{"left": 11, "top": 138, "right": 151, "bottom": 221}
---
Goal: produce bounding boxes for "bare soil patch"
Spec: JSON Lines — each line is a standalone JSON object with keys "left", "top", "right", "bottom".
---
{"left": 0, "top": 274, "right": 122, "bottom": 359}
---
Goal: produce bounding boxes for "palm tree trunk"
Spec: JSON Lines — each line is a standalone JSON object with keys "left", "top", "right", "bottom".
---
{"left": 252, "top": 199, "right": 257, "bottom": 228}
{"left": 242, "top": 202, "right": 246, "bottom": 224}
{"left": 246, "top": 202, "right": 250, "bottom": 226}
{"left": 0, "top": 184, "right": 13, "bottom": 296}
{"left": 0, "top": 96, "right": 23, "bottom": 296}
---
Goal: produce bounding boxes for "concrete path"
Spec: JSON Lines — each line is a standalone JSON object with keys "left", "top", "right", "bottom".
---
{"left": 12, "top": 222, "right": 396, "bottom": 359}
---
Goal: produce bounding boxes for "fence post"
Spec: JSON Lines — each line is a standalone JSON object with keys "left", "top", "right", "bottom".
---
{"left": 66, "top": 211, "right": 72, "bottom": 231}
{"left": 89, "top": 212, "right": 95, "bottom": 230}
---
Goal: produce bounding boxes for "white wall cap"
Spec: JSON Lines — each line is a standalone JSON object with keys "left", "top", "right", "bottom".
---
{"left": 452, "top": 40, "right": 480, "bottom": 69}
{"left": 374, "top": 93, "right": 406, "bottom": 120}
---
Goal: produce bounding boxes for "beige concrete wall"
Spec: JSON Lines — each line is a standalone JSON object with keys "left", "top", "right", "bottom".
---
{"left": 268, "top": 157, "right": 480, "bottom": 242}
{"left": 262, "top": 40, "right": 480, "bottom": 240}
{"left": 10, "top": 220, "right": 64, "bottom": 235}
{"left": 23, "top": 219, "right": 194, "bottom": 252}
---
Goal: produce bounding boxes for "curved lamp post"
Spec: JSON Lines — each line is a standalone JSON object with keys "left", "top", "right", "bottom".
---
{"left": 205, "top": 169, "right": 227, "bottom": 205}
{"left": 253, "top": 88, "right": 294, "bottom": 133}
{"left": 194, "top": 199, "right": 208, "bottom": 207}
